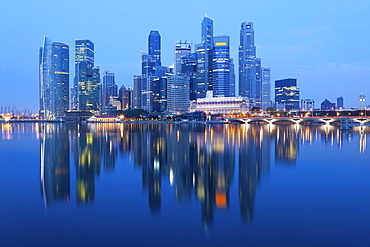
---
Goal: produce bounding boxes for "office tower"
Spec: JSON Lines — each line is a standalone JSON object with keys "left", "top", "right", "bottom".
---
{"left": 337, "top": 96, "right": 344, "bottom": 109}
{"left": 212, "top": 36, "right": 231, "bottom": 97}
{"left": 74, "top": 39, "right": 101, "bottom": 111}
{"left": 174, "top": 41, "right": 192, "bottom": 75}
{"left": 261, "top": 67, "right": 271, "bottom": 111}
{"left": 196, "top": 16, "right": 214, "bottom": 98}
{"left": 39, "top": 37, "right": 69, "bottom": 119}
{"left": 102, "top": 71, "right": 117, "bottom": 107}
{"left": 301, "top": 99, "right": 314, "bottom": 111}
{"left": 255, "top": 58, "right": 262, "bottom": 107}
{"left": 181, "top": 53, "right": 198, "bottom": 100}
{"left": 148, "top": 31, "right": 161, "bottom": 66}
{"left": 166, "top": 75, "right": 190, "bottom": 113}
{"left": 275, "top": 78, "right": 300, "bottom": 110}
{"left": 229, "top": 58, "right": 235, "bottom": 97}
{"left": 239, "top": 22, "right": 257, "bottom": 101}
{"left": 152, "top": 77, "right": 167, "bottom": 112}
{"left": 133, "top": 75, "right": 142, "bottom": 109}
{"left": 119, "top": 85, "right": 132, "bottom": 110}
{"left": 141, "top": 53, "right": 156, "bottom": 112}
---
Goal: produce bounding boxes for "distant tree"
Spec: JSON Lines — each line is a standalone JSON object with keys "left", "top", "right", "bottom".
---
{"left": 122, "top": 109, "right": 148, "bottom": 119}
{"left": 266, "top": 107, "right": 276, "bottom": 112}
{"left": 251, "top": 107, "right": 262, "bottom": 112}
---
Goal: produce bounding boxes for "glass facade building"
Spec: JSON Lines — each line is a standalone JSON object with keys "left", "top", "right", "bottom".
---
{"left": 229, "top": 58, "right": 235, "bottom": 97}
{"left": 132, "top": 75, "right": 142, "bottom": 109}
{"left": 166, "top": 75, "right": 190, "bottom": 113}
{"left": 275, "top": 78, "right": 300, "bottom": 111}
{"left": 239, "top": 22, "right": 257, "bottom": 101}
{"left": 196, "top": 16, "right": 213, "bottom": 98}
{"left": 141, "top": 53, "right": 156, "bottom": 112}
{"left": 74, "top": 39, "right": 101, "bottom": 111}
{"left": 102, "top": 71, "right": 117, "bottom": 107}
{"left": 39, "top": 37, "right": 69, "bottom": 119}
{"left": 174, "top": 41, "right": 192, "bottom": 75}
{"left": 212, "top": 35, "right": 231, "bottom": 97}
{"left": 148, "top": 31, "right": 161, "bottom": 66}
{"left": 261, "top": 67, "right": 271, "bottom": 111}
{"left": 181, "top": 53, "right": 198, "bottom": 101}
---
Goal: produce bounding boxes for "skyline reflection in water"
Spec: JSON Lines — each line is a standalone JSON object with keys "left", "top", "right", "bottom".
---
{"left": 1, "top": 122, "right": 370, "bottom": 247}
{"left": 36, "top": 123, "right": 366, "bottom": 220}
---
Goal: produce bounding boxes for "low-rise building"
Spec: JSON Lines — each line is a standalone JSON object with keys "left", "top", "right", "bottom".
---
{"left": 189, "top": 91, "right": 250, "bottom": 114}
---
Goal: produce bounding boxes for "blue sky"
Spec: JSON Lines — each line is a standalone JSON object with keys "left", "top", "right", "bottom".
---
{"left": 0, "top": 0, "right": 369, "bottom": 113}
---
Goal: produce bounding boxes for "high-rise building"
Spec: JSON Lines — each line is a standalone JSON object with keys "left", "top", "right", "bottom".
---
{"left": 74, "top": 39, "right": 100, "bottom": 111}
{"left": 174, "top": 41, "right": 192, "bottom": 75}
{"left": 275, "top": 78, "right": 300, "bottom": 110}
{"left": 119, "top": 85, "right": 132, "bottom": 110}
{"left": 141, "top": 53, "right": 156, "bottom": 112}
{"left": 181, "top": 53, "right": 198, "bottom": 101}
{"left": 152, "top": 77, "right": 167, "bottom": 112}
{"left": 212, "top": 35, "right": 231, "bottom": 97}
{"left": 196, "top": 16, "right": 213, "bottom": 98}
{"left": 148, "top": 31, "right": 161, "bottom": 66}
{"left": 166, "top": 75, "right": 190, "bottom": 113}
{"left": 261, "top": 67, "right": 271, "bottom": 111}
{"left": 102, "top": 71, "right": 117, "bottom": 107}
{"left": 39, "top": 37, "right": 69, "bottom": 119}
{"left": 229, "top": 58, "right": 235, "bottom": 97}
{"left": 255, "top": 58, "right": 262, "bottom": 107}
{"left": 337, "top": 96, "right": 344, "bottom": 109}
{"left": 239, "top": 22, "right": 257, "bottom": 101}
{"left": 132, "top": 75, "right": 142, "bottom": 109}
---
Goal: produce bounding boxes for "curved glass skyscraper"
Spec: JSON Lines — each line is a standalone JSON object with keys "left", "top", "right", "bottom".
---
{"left": 39, "top": 37, "right": 69, "bottom": 119}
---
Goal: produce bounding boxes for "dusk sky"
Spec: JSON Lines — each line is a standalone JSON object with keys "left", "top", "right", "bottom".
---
{"left": 1, "top": 0, "right": 369, "bottom": 113}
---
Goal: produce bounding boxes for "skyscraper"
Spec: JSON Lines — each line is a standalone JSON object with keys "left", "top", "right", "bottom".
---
{"left": 229, "top": 58, "right": 235, "bottom": 97}
{"left": 166, "top": 75, "right": 190, "bottom": 113}
{"left": 261, "top": 67, "right": 271, "bottom": 111}
{"left": 132, "top": 75, "right": 142, "bottom": 109}
{"left": 174, "top": 41, "right": 192, "bottom": 75}
{"left": 39, "top": 37, "right": 69, "bottom": 119}
{"left": 239, "top": 22, "right": 257, "bottom": 101}
{"left": 212, "top": 35, "right": 231, "bottom": 97}
{"left": 148, "top": 31, "right": 161, "bottom": 66}
{"left": 141, "top": 53, "right": 156, "bottom": 112}
{"left": 255, "top": 58, "right": 262, "bottom": 107}
{"left": 74, "top": 39, "right": 100, "bottom": 111}
{"left": 119, "top": 85, "right": 132, "bottom": 110}
{"left": 181, "top": 53, "right": 198, "bottom": 101}
{"left": 275, "top": 78, "right": 300, "bottom": 110}
{"left": 102, "top": 71, "right": 117, "bottom": 106}
{"left": 196, "top": 16, "right": 213, "bottom": 98}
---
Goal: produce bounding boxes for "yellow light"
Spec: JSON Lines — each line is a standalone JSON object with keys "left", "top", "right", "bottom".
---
{"left": 215, "top": 42, "right": 227, "bottom": 46}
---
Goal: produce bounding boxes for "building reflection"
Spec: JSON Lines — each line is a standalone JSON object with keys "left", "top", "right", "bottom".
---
{"left": 36, "top": 122, "right": 369, "bottom": 223}
{"left": 239, "top": 125, "right": 271, "bottom": 221}
{"left": 40, "top": 123, "right": 70, "bottom": 208}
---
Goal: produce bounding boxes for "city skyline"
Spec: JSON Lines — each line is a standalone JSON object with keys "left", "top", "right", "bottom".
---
{"left": 1, "top": 0, "right": 370, "bottom": 112}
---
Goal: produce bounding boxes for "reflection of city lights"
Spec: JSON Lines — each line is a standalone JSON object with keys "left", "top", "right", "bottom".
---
{"left": 169, "top": 169, "right": 174, "bottom": 186}
{"left": 154, "top": 158, "right": 160, "bottom": 171}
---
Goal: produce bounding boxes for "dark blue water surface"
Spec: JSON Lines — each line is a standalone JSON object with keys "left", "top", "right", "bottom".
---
{"left": 1, "top": 123, "right": 370, "bottom": 247}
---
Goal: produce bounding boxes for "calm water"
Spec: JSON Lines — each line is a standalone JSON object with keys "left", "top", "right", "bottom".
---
{"left": 1, "top": 122, "right": 370, "bottom": 247}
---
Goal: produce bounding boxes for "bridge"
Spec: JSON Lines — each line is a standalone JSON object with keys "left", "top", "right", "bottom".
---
{"left": 226, "top": 116, "right": 370, "bottom": 129}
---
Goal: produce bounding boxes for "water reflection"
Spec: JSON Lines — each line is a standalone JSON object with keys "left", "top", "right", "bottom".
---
{"left": 40, "top": 124, "right": 70, "bottom": 208}
{"left": 35, "top": 123, "right": 369, "bottom": 223}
